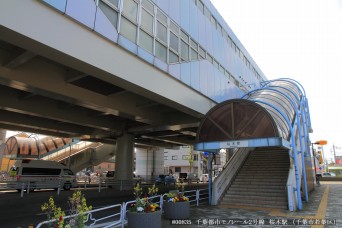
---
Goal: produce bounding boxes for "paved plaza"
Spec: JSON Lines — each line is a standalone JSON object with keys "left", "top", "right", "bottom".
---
{"left": 161, "top": 182, "right": 342, "bottom": 228}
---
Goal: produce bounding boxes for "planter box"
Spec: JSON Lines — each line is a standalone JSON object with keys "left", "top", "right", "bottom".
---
{"left": 163, "top": 201, "right": 190, "bottom": 219}
{"left": 126, "top": 210, "right": 162, "bottom": 228}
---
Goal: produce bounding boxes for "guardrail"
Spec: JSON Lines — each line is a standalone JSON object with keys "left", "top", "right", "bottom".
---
{"left": 0, "top": 177, "right": 75, "bottom": 197}
{"left": 35, "top": 188, "right": 209, "bottom": 228}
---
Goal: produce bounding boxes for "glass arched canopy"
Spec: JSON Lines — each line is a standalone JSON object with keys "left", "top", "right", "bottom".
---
{"left": 195, "top": 79, "right": 304, "bottom": 151}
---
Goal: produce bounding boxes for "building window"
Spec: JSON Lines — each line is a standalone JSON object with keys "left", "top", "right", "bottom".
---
{"left": 122, "top": 0, "right": 138, "bottom": 23}
{"left": 172, "top": 155, "right": 178, "bottom": 160}
{"left": 190, "top": 48, "right": 198, "bottom": 61}
{"left": 175, "top": 167, "right": 181, "bottom": 172}
{"left": 120, "top": 17, "right": 137, "bottom": 43}
{"left": 169, "top": 32, "right": 179, "bottom": 52}
{"left": 206, "top": 53, "right": 213, "bottom": 63}
{"left": 182, "top": 155, "right": 190, "bottom": 160}
{"left": 168, "top": 50, "right": 179, "bottom": 63}
{"left": 155, "top": 40, "right": 167, "bottom": 62}
{"left": 156, "top": 21, "right": 167, "bottom": 44}
{"left": 164, "top": 156, "right": 168, "bottom": 160}
{"left": 139, "top": 29, "right": 153, "bottom": 53}
{"left": 99, "top": 1, "right": 118, "bottom": 28}
{"left": 181, "top": 40, "right": 189, "bottom": 61}
{"left": 193, "top": 154, "right": 198, "bottom": 161}
{"left": 141, "top": 8, "right": 154, "bottom": 34}
{"left": 199, "top": 46, "right": 205, "bottom": 59}
{"left": 142, "top": 0, "right": 154, "bottom": 13}
{"left": 106, "top": 0, "right": 119, "bottom": 8}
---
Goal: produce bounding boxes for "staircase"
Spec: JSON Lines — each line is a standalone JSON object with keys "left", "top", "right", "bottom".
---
{"left": 220, "top": 148, "right": 290, "bottom": 209}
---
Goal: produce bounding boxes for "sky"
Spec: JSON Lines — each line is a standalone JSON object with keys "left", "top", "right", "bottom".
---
{"left": 210, "top": 0, "right": 342, "bottom": 161}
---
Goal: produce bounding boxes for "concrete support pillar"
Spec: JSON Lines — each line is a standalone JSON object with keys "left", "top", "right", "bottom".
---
{"left": 0, "top": 129, "right": 6, "bottom": 145}
{"left": 114, "top": 133, "right": 134, "bottom": 181}
{"left": 0, "top": 129, "right": 7, "bottom": 171}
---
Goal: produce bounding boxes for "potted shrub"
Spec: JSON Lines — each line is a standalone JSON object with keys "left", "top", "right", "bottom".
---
{"left": 163, "top": 183, "right": 190, "bottom": 219}
{"left": 126, "top": 183, "right": 161, "bottom": 228}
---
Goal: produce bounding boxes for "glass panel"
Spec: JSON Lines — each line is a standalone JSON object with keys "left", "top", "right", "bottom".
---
{"left": 219, "top": 65, "right": 225, "bottom": 73}
{"left": 181, "top": 40, "right": 189, "bottom": 61}
{"left": 106, "top": 0, "right": 119, "bottom": 8}
{"left": 213, "top": 59, "right": 219, "bottom": 69}
{"left": 197, "top": 0, "right": 204, "bottom": 13}
{"left": 225, "top": 70, "right": 231, "bottom": 79}
{"left": 141, "top": 9, "right": 153, "bottom": 34}
{"left": 204, "top": 6, "right": 210, "bottom": 20}
{"left": 190, "top": 39, "right": 197, "bottom": 49}
{"left": 190, "top": 48, "right": 198, "bottom": 61}
{"left": 206, "top": 54, "right": 213, "bottom": 63}
{"left": 223, "top": 30, "right": 228, "bottom": 41}
{"left": 170, "top": 32, "right": 179, "bottom": 52}
{"left": 240, "top": 50, "right": 244, "bottom": 59}
{"left": 181, "top": 30, "right": 188, "bottom": 42}
{"left": 236, "top": 46, "right": 240, "bottom": 54}
{"left": 122, "top": 0, "right": 138, "bottom": 23}
{"left": 99, "top": 1, "right": 118, "bottom": 28}
{"left": 155, "top": 40, "right": 167, "bottom": 62}
{"left": 157, "top": 21, "right": 167, "bottom": 44}
{"left": 232, "top": 42, "right": 236, "bottom": 50}
{"left": 142, "top": 0, "right": 154, "bottom": 13}
{"left": 170, "top": 20, "right": 179, "bottom": 34}
{"left": 169, "top": 50, "right": 179, "bottom": 63}
{"left": 227, "top": 35, "right": 232, "bottom": 45}
{"left": 218, "top": 24, "right": 223, "bottom": 35}
{"left": 157, "top": 9, "right": 167, "bottom": 25}
{"left": 120, "top": 16, "right": 137, "bottom": 42}
{"left": 199, "top": 46, "right": 205, "bottom": 58}
{"left": 139, "top": 29, "right": 153, "bottom": 53}
{"left": 210, "top": 16, "right": 216, "bottom": 26}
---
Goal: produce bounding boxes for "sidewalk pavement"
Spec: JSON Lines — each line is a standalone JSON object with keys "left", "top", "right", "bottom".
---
{"left": 161, "top": 182, "right": 342, "bottom": 228}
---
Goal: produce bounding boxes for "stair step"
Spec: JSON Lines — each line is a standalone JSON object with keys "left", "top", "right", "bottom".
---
{"left": 223, "top": 194, "right": 287, "bottom": 202}
{"left": 237, "top": 173, "right": 288, "bottom": 178}
{"left": 219, "top": 148, "right": 289, "bottom": 209}
{"left": 233, "top": 179, "right": 286, "bottom": 184}
{"left": 230, "top": 185, "right": 286, "bottom": 190}
{"left": 225, "top": 191, "right": 285, "bottom": 197}
{"left": 228, "top": 187, "right": 286, "bottom": 193}
{"left": 220, "top": 202, "right": 288, "bottom": 209}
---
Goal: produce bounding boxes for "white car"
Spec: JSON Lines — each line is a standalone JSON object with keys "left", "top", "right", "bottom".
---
{"left": 322, "top": 172, "right": 336, "bottom": 177}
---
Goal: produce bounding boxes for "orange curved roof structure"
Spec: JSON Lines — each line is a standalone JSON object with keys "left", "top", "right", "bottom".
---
{"left": 3, "top": 134, "right": 72, "bottom": 157}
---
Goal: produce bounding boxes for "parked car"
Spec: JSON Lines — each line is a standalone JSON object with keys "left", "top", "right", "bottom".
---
{"left": 200, "top": 174, "right": 209, "bottom": 182}
{"left": 187, "top": 173, "right": 200, "bottom": 183}
{"left": 106, "top": 171, "right": 115, "bottom": 177}
{"left": 322, "top": 172, "right": 336, "bottom": 177}
{"left": 179, "top": 173, "right": 199, "bottom": 183}
{"left": 104, "top": 171, "right": 115, "bottom": 188}
{"left": 155, "top": 174, "right": 176, "bottom": 185}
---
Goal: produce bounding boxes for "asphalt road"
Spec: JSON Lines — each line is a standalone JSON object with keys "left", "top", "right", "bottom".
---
{"left": 0, "top": 184, "right": 206, "bottom": 227}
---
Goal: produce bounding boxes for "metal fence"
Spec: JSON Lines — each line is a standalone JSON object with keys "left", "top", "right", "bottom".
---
{"left": 36, "top": 188, "right": 209, "bottom": 228}
{"left": 0, "top": 177, "right": 75, "bottom": 197}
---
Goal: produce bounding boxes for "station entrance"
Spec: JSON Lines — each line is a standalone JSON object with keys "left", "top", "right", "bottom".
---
{"left": 194, "top": 79, "right": 314, "bottom": 211}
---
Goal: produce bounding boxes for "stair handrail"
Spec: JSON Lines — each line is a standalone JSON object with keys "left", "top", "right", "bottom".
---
{"left": 42, "top": 141, "right": 99, "bottom": 161}
{"left": 211, "top": 148, "right": 251, "bottom": 205}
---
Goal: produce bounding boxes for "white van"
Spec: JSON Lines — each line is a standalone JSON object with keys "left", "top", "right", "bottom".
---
{"left": 9, "top": 159, "right": 77, "bottom": 191}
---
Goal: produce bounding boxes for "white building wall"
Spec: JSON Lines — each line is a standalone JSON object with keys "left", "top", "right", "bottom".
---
{"left": 135, "top": 147, "right": 164, "bottom": 180}
{"left": 164, "top": 146, "right": 202, "bottom": 178}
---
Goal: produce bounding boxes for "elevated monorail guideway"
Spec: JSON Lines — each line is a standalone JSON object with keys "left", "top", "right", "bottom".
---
{"left": 194, "top": 78, "right": 313, "bottom": 211}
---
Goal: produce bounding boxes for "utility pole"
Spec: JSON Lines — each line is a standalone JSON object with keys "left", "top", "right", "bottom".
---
{"left": 332, "top": 144, "right": 337, "bottom": 164}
